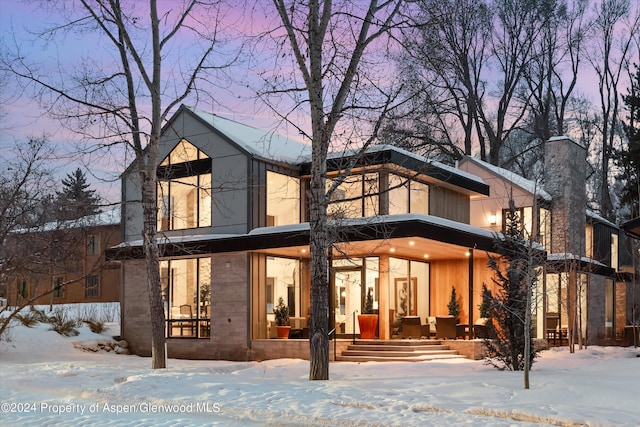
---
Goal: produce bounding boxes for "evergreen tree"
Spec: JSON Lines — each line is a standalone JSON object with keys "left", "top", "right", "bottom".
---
{"left": 617, "top": 64, "right": 640, "bottom": 218}
{"left": 479, "top": 284, "right": 493, "bottom": 319}
{"left": 447, "top": 286, "right": 460, "bottom": 320}
{"left": 55, "top": 168, "right": 101, "bottom": 220}
{"left": 483, "top": 200, "right": 541, "bottom": 371}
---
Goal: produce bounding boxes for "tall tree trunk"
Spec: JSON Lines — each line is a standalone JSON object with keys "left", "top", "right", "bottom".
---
{"left": 308, "top": 161, "right": 329, "bottom": 379}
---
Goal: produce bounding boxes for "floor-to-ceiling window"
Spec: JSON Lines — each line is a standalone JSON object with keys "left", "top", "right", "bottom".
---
{"left": 162, "top": 257, "right": 211, "bottom": 338}
{"left": 332, "top": 257, "right": 379, "bottom": 335}
{"left": 388, "top": 174, "right": 429, "bottom": 215}
{"left": 327, "top": 173, "right": 379, "bottom": 219}
{"left": 157, "top": 139, "right": 212, "bottom": 231}
{"left": 388, "top": 257, "right": 430, "bottom": 333}
{"left": 266, "top": 171, "right": 300, "bottom": 226}
{"left": 266, "top": 257, "right": 301, "bottom": 336}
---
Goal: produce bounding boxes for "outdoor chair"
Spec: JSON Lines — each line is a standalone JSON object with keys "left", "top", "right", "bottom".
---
{"left": 546, "top": 313, "right": 559, "bottom": 344}
{"left": 435, "top": 316, "right": 457, "bottom": 339}
{"left": 178, "top": 304, "right": 194, "bottom": 336}
{"left": 401, "top": 316, "right": 423, "bottom": 339}
{"left": 473, "top": 317, "right": 489, "bottom": 339}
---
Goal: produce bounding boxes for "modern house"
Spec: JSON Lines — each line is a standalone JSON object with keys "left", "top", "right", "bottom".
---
{"left": 109, "top": 105, "right": 633, "bottom": 361}
{"left": 3, "top": 209, "right": 121, "bottom": 307}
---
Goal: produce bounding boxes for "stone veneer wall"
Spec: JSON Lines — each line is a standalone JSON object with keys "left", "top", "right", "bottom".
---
{"left": 587, "top": 274, "right": 607, "bottom": 345}
{"left": 544, "top": 137, "right": 586, "bottom": 256}
{"left": 122, "top": 253, "right": 253, "bottom": 361}
{"left": 207, "top": 252, "right": 252, "bottom": 360}
{"left": 121, "top": 259, "right": 153, "bottom": 356}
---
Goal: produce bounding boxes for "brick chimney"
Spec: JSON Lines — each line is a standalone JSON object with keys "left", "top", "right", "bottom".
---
{"left": 544, "top": 136, "right": 587, "bottom": 257}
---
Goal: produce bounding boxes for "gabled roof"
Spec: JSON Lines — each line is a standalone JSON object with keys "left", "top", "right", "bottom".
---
{"left": 184, "top": 106, "right": 311, "bottom": 164}
{"left": 459, "top": 156, "right": 551, "bottom": 201}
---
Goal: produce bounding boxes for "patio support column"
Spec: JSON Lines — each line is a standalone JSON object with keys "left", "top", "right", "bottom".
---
{"left": 468, "top": 248, "right": 474, "bottom": 329}
{"left": 378, "top": 256, "right": 390, "bottom": 340}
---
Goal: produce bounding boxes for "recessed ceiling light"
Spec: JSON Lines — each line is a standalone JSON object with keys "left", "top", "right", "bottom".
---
{"left": 409, "top": 240, "right": 415, "bottom": 246}
{"left": 423, "top": 254, "right": 429, "bottom": 259}
{"left": 389, "top": 248, "right": 396, "bottom": 253}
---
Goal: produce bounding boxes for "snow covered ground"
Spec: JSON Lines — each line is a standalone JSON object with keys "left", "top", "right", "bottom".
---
{"left": 1, "top": 315, "right": 639, "bottom": 426}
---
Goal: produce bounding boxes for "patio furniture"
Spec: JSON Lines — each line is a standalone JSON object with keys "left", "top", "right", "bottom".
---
{"left": 473, "top": 317, "right": 489, "bottom": 339}
{"left": 546, "top": 313, "right": 559, "bottom": 344}
{"left": 427, "top": 316, "right": 437, "bottom": 338}
{"left": 401, "top": 316, "right": 423, "bottom": 338}
{"left": 436, "top": 316, "right": 457, "bottom": 339}
{"left": 456, "top": 323, "right": 469, "bottom": 339}
{"left": 179, "top": 304, "right": 194, "bottom": 336}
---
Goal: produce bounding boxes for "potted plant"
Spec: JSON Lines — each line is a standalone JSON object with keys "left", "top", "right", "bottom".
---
{"left": 357, "top": 288, "right": 378, "bottom": 339}
{"left": 273, "top": 297, "right": 290, "bottom": 339}
{"left": 448, "top": 286, "right": 460, "bottom": 321}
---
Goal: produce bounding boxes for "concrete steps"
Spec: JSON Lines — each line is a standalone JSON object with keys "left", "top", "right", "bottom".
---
{"left": 336, "top": 340, "right": 465, "bottom": 362}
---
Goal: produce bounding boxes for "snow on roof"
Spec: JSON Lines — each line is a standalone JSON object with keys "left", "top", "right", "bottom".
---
{"left": 114, "top": 213, "right": 500, "bottom": 249}
{"left": 304, "top": 143, "right": 486, "bottom": 186}
{"left": 547, "top": 253, "right": 608, "bottom": 268}
{"left": 548, "top": 135, "right": 578, "bottom": 144}
{"left": 187, "top": 107, "right": 485, "bottom": 188}
{"left": 586, "top": 209, "right": 618, "bottom": 228}
{"left": 461, "top": 157, "right": 551, "bottom": 201}
{"left": 13, "top": 206, "right": 121, "bottom": 234}
{"left": 111, "top": 232, "right": 240, "bottom": 249}
{"left": 187, "top": 106, "right": 311, "bottom": 163}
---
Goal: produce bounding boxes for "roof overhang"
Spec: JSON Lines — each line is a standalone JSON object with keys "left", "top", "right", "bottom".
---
{"left": 300, "top": 148, "right": 490, "bottom": 197}
{"left": 106, "top": 214, "right": 511, "bottom": 262}
{"left": 546, "top": 254, "right": 615, "bottom": 276}
{"left": 621, "top": 217, "right": 640, "bottom": 240}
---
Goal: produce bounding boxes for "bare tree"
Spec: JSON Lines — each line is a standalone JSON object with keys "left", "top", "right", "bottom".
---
{"left": 0, "top": 138, "right": 97, "bottom": 337}
{"left": 393, "top": 0, "right": 491, "bottom": 161}
{"left": 587, "top": 0, "right": 639, "bottom": 220}
{"left": 263, "top": 0, "right": 405, "bottom": 380}
{"left": 1, "top": 0, "right": 239, "bottom": 369}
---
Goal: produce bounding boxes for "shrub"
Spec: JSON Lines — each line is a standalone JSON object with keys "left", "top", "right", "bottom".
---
{"left": 15, "top": 309, "right": 47, "bottom": 327}
{"left": 48, "top": 309, "right": 79, "bottom": 337}
{"left": 84, "top": 319, "right": 105, "bottom": 334}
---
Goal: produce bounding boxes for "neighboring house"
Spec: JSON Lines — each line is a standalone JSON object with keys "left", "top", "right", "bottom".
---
{"left": 459, "top": 136, "right": 633, "bottom": 346}
{"left": 3, "top": 209, "right": 121, "bottom": 307}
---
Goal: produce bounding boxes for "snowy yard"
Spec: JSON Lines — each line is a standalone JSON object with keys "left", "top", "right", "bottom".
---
{"left": 1, "top": 312, "right": 638, "bottom": 426}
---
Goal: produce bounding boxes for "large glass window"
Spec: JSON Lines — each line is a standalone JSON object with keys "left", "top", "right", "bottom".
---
{"left": 539, "top": 207, "right": 551, "bottom": 251}
{"left": 157, "top": 140, "right": 212, "bottom": 231}
{"left": 162, "top": 257, "right": 211, "bottom": 338}
{"left": 605, "top": 278, "right": 614, "bottom": 339}
{"left": 266, "top": 257, "right": 301, "bottom": 337}
{"left": 389, "top": 257, "right": 430, "bottom": 329}
{"left": 611, "top": 233, "right": 618, "bottom": 270}
{"left": 388, "top": 173, "right": 429, "bottom": 215}
{"left": 267, "top": 171, "right": 300, "bottom": 226}
{"left": 585, "top": 224, "right": 593, "bottom": 258}
{"left": 327, "top": 173, "right": 379, "bottom": 219}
